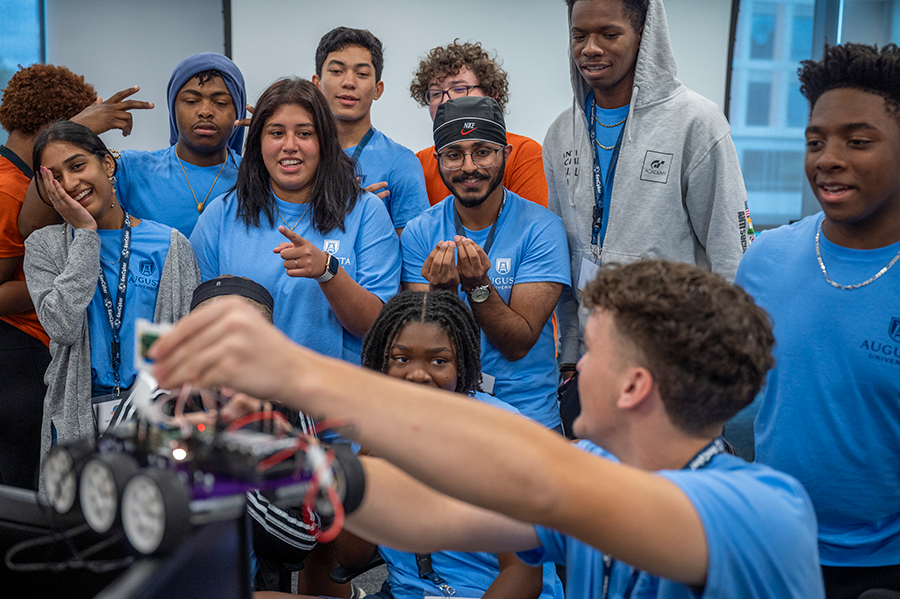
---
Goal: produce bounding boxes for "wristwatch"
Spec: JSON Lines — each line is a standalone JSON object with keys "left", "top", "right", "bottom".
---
{"left": 468, "top": 284, "right": 491, "bottom": 303}
{"left": 315, "top": 252, "right": 340, "bottom": 283}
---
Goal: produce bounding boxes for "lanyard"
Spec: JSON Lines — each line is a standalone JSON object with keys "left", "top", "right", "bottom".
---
{"left": 350, "top": 127, "right": 375, "bottom": 164}
{"left": 587, "top": 99, "right": 626, "bottom": 260}
{"left": 601, "top": 437, "right": 726, "bottom": 599}
{"left": 453, "top": 188, "right": 507, "bottom": 256}
{"left": 416, "top": 553, "right": 456, "bottom": 596}
{"left": 96, "top": 212, "right": 132, "bottom": 397}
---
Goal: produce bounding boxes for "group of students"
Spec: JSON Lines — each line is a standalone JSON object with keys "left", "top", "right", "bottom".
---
{"left": 1, "top": 0, "right": 899, "bottom": 597}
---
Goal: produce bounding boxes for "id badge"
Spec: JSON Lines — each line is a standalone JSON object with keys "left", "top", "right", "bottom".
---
{"left": 92, "top": 394, "right": 122, "bottom": 436}
{"left": 481, "top": 373, "right": 496, "bottom": 395}
{"left": 578, "top": 256, "right": 601, "bottom": 291}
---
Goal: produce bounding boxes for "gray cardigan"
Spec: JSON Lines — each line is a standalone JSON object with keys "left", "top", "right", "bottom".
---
{"left": 24, "top": 223, "right": 199, "bottom": 477}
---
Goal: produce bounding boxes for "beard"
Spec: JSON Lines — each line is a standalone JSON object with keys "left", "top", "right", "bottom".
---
{"left": 439, "top": 157, "right": 506, "bottom": 209}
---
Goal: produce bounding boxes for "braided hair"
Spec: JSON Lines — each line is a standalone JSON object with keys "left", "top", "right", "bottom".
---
{"left": 800, "top": 43, "right": 900, "bottom": 128}
{"left": 361, "top": 290, "right": 482, "bottom": 394}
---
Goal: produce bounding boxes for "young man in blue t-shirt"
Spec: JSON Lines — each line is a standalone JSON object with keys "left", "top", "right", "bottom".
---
{"left": 151, "top": 259, "right": 824, "bottom": 598}
{"left": 400, "top": 97, "right": 569, "bottom": 429}
{"left": 312, "top": 27, "right": 428, "bottom": 233}
{"left": 734, "top": 43, "right": 900, "bottom": 597}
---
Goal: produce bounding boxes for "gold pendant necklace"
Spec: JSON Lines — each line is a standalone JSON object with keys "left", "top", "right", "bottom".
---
{"left": 175, "top": 148, "right": 231, "bottom": 213}
{"left": 594, "top": 114, "right": 627, "bottom": 128}
{"left": 273, "top": 201, "right": 313, "bottom": 232}
{"left": 595, "top": 139, "right": 617, "bottom": 151}
{"left": 816, "top": 220, "right": 900, "bottom": 290}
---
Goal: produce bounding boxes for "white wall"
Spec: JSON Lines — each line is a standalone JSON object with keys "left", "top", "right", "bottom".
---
{"left": 45, "top": 0, "right": 225, "bottom": 152}
{"left": 42, "top": 0, "right": 734, "bottom": 153}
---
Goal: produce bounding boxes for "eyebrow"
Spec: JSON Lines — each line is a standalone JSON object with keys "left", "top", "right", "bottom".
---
{"left": 806, "top": 122, "right": 878, "bottom": 135}
{"left": 326, "top": 58, "right": 373, "bottom": 70}
{"left": 392, "top": 344, "right": 454, "bottom": 353}
{"left": 180, "top": 89, "right": 232, "bottom": 99}
{"left": 62, "top": 152, "right": 89, "bottom": 166}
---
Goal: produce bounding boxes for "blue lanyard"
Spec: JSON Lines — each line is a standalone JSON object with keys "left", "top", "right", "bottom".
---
{"left": 452, "top": 188, "right": 507, "bottom": 256}
{"left": 96, "top": 213, "right": 132, "bottom": 397}
{"left": 587, "top": 99, "right": 626, "bottom": 260}
{"left": 415, "top": 553, "right": 456, "bottom": 596}
{"left": 350, "top": 127, "right": 375, "bottom": 163}
{"left": 601, "top": 438, "right": 726, "bottom": 599}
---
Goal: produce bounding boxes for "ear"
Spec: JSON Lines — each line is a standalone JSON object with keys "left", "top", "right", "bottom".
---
{"left": 311, "top": 74, "right": 321, "bottom": 90}
{"left": 502, "top": 144, "right": 513, "bottom": 160}
{"left": 103, "top": 153, "right": 116, "bottom": 177}
{"left": 615, "top": 366, "right": 653, "bottom": 410}
{"left": 373, "top": 80, "right": 385, "bottom": 101}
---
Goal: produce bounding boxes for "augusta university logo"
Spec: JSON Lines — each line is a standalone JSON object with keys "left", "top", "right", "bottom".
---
{"left": 890, "top": 318, "right": 900, "bottom": 343}
{"left": 495, "top": 258, "right": 511, "bottom": 275}
{"left": 139, "top": 260, "right": 154, "bottom": 276}
{"left": 323, "top": 240, "right": 340, "bottom": 254}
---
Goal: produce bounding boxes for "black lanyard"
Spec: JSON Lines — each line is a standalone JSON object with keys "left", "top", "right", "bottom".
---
{"left": 96, "top": 213, "right": 132, "bottom": 397}
{"left": 350, "top": 127, "right": 375, "bottom": 164}
{"left": 587, "top": 100, "right": 626, "bottom": 260}
{"left": 452, "top": 188, "right": 507, "bottom": 256}
{"left": 601, "top": 437, "right": 726, "bottom": 599}
{"left": 415, "top": 553, "right": 456, "bottom": 596}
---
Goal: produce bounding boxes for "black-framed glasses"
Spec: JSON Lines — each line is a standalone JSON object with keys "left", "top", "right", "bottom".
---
{"left": 424, "top": 85, "right": 482, "bottom": 105}
{"left": 437, "top": 146, "right": 503, "bottom": 170}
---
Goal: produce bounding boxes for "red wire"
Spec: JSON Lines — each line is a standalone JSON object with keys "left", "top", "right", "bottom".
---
{"left": 313, "top": 418, "right": 350, "bottom": 435}
{"left": 256, "top": 440, "right": 302, "bottom": 473}
{"left": 226, "top": 410, "right": 290, "bottom": 432}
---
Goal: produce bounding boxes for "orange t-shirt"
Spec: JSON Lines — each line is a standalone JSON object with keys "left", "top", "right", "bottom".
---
{"left": 0, "top": 152, "right": 50, "bottom": 346}
{"left": 416, "top": 131, "right": 549, "bottom": 208}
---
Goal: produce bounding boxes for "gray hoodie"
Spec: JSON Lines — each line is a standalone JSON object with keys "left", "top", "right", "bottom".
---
{"left": 544, "top": 0, "right": 751, "bottom": 364}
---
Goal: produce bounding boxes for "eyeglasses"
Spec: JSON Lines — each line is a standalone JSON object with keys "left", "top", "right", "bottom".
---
{"left": 423, "top": 85, "right": 482, "bottom": 105}
{"left": 437, "top": 146, "right": 503, "bottom": 171}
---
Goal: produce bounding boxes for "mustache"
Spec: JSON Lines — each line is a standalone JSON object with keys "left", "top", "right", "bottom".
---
{"left": 451, "top": 172, "right": 490, "bottom": 183}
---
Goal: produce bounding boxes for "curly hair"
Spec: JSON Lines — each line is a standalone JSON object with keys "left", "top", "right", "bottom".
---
{"left": 409, "top": 41, "right": 509, "bottom": 112}
{"left": 0, "top": 64, "right": 96, "bottom": 135}
{"left": 361, "top": 290, "right": 482, "bottom": 395}
{"left": 236, "top": 78, "right": 359, "bottom": 233}
{"left": 584, "top": 260, "right": 774, "bottom": 436}
{"left": 799, "top": 43, "right": 900, "bottom": 127}
{"left": 565, "top": 0, "right": 649, "bottom": 33}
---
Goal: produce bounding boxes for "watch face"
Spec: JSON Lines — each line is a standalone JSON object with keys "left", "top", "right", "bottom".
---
{"left": 122, "top": 474, "right": 166, "bottom": 555}
{"left": 44, "top": 448, "right": 77, "bottom": 514}
{"left": 80, "top": 459, "right": 119, "bottom": 533}
{"left": 470, "top": 285, "right": 490, "bottom": 303}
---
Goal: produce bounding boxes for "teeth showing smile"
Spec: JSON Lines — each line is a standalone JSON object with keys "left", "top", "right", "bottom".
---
{"left": 73, "top": 189, "right": 92, "bottom": 202}
{"left": 280, "top": 159, "right": 301, "bottom": 167}
{"left": 821, "top": 185, "right": 849, "bottom": 192}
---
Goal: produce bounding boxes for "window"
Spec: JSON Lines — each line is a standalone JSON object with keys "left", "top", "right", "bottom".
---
{"left": 0, "top": 0, "right": 43, "bottom": 146}
{"left": 729, "top": 0, "right": 900, "bottom": 228}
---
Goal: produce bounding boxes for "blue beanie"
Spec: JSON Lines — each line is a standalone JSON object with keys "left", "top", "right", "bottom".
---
{"left": 166, "top": 52, "right": 247, "bottom": 154}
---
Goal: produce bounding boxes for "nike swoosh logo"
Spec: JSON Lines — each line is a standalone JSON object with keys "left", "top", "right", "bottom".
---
{"left": 460, "top": 127, "right": 477, "bottom": 135}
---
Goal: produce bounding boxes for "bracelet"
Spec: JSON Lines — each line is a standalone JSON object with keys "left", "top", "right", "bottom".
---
{"left": 559, "top": 363, "right": 577, "bottom": 373}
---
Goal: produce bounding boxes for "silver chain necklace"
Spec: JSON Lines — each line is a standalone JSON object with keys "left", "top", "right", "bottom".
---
{"left": 816, "top": 220, "right": 900, "bottom": 290}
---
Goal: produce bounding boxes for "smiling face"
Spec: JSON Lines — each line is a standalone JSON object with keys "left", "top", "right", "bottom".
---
{"left": 571, "top": 0, "right": 642, "bottom": 109}
{"left": 312, "top": 45, "right": 384, "bottom": 126}
{"left": 805, "top": 87, "right": 900, "bottom": 248}
{"left": 261, "top": 103, "right": 320, "bottom": 204}
{"left": 174, "top": 75, "right": 236, "bottom": 162}
{"left": 437, "top": 140, "right": 510, "bottom": 209}
{"left": 386, "top": 322, "right": 459, "bottom": 392}
{"left": 40, "top": 140, "right": 119, "bottom": 229}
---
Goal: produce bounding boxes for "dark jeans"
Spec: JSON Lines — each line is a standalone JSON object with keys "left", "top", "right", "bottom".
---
{"left": 822, "top": 563, "right": 900, "bottom": 599}
{"left": 0, "top": 320, "right": 50, "bottom": 490}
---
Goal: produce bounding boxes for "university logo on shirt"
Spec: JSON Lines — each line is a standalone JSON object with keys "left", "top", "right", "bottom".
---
{"left": 495, "top": 258, "right": 511, "bottom": 275}
{"left": 323, "top": 240, "right": 340, "bottom": 254}
{"left": 140, "top": 261, "right": 154, "bottom": 276}
{"left": 890, "top": 317, "right": 900, "bottom": 343}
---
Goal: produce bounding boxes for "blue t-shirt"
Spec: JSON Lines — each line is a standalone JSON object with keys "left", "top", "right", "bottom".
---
{"left": 400, "top": 191, "right": 570, "bottom": 428}
{"left": 88, "top": 219, "right": 173, "bottom": 393}
{"left": 115, "top": 146, "right": 241, "bottom": 238}
{"left": 378, "top": 393, "right": 563, "bottom": 599}
{"left": 518, "top": 440, "right": 823, "bottom": 598}
{"left": 735, "top": 213, "right": 900, "bottom": 567}
{"left": 190, "top": 190, "right": 400, "bottom": 363}
{"left": 345, "top": 128, "right": 429, "bottom": 229}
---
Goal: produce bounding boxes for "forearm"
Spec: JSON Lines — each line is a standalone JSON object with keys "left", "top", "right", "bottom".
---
{"left": 470, "top": 286, "right": 540, "bottom": 361}
{"left": 17, "top": 180, "right": 62, "bottom": 239}
{"left": 556, "top": 287, "right": 582, "bottom": 365}
{"left": 482, "top": 554, "right": 543, "bottom": 599}
{"left": 318, "top": 268, "right": 384, "bottom": 339}
{"left": 0, "top": 280, "right": 35, "bottom": 316}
